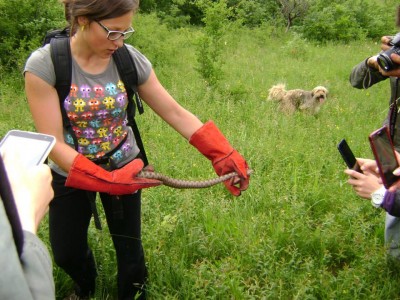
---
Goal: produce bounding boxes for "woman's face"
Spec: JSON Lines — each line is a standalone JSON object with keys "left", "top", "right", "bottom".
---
{"left": 87, "top": 11, "right": 134, "bottom": 58}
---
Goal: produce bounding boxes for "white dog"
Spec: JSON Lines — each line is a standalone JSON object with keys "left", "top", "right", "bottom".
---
{"left": 268, "top": 83, "right": 328, "bottom": 115}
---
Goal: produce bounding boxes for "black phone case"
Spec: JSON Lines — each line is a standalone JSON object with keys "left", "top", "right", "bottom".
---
{"left": 337, "top": 139, "right": 361, "bottom": 173}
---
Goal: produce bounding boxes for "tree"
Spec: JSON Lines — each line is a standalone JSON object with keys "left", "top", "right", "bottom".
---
{"left": 278, "top": 0, "right": 310, "bottom": 32}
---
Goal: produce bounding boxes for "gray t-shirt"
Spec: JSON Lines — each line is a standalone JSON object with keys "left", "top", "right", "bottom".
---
{"left": 24, "top": 43, "right": 152, "bottom": 175}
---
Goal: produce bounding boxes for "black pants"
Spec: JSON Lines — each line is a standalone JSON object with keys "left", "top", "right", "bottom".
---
{"left": 49, "top": 170, "right": 147, "bottom": 299}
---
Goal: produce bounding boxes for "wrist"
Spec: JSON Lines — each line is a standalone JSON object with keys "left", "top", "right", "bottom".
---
{"left": 21, "top": 219, "right": 37, "bottom": 234}
{"left": 371, "top": 186, "right": 386, "bottom": 208}
{"left": 189, "top": 121, "right": 232, "bottom": 162}
{"left": 18, "top": 207, "right": 37, "bottom": 234}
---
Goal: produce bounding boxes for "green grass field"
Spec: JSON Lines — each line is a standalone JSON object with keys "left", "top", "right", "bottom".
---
{"left": 1, "top": 17, "right": 400, "bottom": 299}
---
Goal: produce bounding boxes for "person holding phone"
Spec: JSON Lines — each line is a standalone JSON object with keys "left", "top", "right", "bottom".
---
{"left": 347, "top": 30, "right": 400, "bottom": 262}
{"left": 347, "top": 152, "right": 400, "bottom": 217}
{"left": 24, "top": 0, "right": 251, "bottom": 298}
{"left": 0, "top": 151, "right": 55, "bottom": 300}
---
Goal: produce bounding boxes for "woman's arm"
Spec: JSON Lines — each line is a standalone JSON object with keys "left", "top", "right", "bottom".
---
{"left": 138, "top": 69, "right": 250, "bottom": 196}
{"left": 25, "top": 72, "right": 78, "bottom": 172}
{"left": 349, "top": 57, "right": 387, "bottom": 89}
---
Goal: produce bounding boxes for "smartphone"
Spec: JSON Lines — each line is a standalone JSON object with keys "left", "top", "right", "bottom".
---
{"left": 337, "top": 139, "right": 362, "bottom": 173}
{"left": 369, "top": 126, "right": 400, "bottom": 189}
{"left": 0, "top": 130, "right": 55, "bottom": 167}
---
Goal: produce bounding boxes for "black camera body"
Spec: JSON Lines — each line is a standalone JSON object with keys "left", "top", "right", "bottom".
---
{"left": 377, "top": 33, "right": 400, "bottom": 71}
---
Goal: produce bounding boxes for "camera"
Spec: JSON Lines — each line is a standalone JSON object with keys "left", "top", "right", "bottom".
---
{"left": 377, "top": 33, "right": 400, "bottom": 71}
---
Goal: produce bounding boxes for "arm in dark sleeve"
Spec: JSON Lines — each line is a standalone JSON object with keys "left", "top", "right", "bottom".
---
{"left": 381, "top": 190, "right": 400, "bottom": 217}
{"left": 20, "top": 231, "right": 55, "bottom": 300}
{"left": 349, "top": 58, "right": 388, "bottom": 89}
{"left": 0, "top": 199, "right": 33, "bottom": 299}
{"left": 0, "top": 198, "right": 54, "bottom": 300}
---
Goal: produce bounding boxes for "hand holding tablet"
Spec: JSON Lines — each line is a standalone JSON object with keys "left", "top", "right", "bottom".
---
{"left": 0, "top": 130, "right": 55, "bottom": 167}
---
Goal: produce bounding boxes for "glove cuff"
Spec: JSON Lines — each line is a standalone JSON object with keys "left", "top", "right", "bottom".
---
{"left": 65, "top": 154, "right": 161, "bottom": 195}
{"left": 189, "top": 121, "right": 233, "bottom": 163}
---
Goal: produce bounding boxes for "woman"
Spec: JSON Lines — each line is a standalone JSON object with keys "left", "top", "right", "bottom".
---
{"left": 24, "top": 0, "right": 250, "bottom": 298}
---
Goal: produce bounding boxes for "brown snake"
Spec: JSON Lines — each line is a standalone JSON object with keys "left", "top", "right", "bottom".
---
{"left": 136, "top": 169, "right": 253, "bottom": 189}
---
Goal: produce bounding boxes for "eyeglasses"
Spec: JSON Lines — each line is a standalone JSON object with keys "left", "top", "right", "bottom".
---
{"left": 95, "top": 21, "right": 135, "bottom": 41}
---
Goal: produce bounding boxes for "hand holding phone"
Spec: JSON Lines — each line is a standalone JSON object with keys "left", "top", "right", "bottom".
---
{"left": 337, "top": 139, "right": 362, "bottom": 173}
{"left": 369, "top": 126, "right": 400, "bottom": 189}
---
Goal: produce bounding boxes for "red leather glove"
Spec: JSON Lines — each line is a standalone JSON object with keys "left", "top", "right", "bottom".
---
{"left": 65, "top": 154, "right": 161, "bottom": 195}
{"left": 189, "top": 121, "right": 250, "bottom": 196}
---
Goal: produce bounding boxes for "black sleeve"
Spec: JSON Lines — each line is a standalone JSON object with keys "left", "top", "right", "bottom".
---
{"left": 349, "top": 58, "right": 388, "bottom": 89}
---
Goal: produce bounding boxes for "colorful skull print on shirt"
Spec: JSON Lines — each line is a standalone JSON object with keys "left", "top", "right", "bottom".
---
{"left": 64, "top": 58, "right": 140, "bottom": 168}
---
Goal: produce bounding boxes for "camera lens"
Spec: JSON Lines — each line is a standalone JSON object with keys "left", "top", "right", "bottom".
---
{"left": 377, "top": 53, "right": 395, "bottom": 71}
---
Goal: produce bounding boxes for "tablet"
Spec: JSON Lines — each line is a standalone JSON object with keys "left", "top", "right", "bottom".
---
{"left": 0, "top": 130, "right": 55, "bottom": 167}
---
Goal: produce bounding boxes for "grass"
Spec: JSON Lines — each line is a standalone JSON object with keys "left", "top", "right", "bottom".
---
{"left": 1, "top": 16, "right": 400, "bottom": 299}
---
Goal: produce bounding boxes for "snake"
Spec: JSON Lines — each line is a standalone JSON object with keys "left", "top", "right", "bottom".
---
{"left": 136, "top": 169, "right": 253, "bottom": 189}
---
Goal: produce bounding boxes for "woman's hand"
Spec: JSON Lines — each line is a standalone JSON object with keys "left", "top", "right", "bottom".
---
{"left": 344, "top": 157, "right": 382, "bottom": 199}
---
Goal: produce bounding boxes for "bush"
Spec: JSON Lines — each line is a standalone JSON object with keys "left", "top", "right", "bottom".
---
{"left": 298, "top": 4, "right": 365, "bottom": 42}
{"left": 233, "top": 0, "right": 280, "bottom": 28}
{"left": 296, "top": 0, "right": 396, "bottom": 43}
{"left": 0, "top": 0, "right": 65, "bottom": 69}
{"left": 194, "top": 0, "right": 233, "bottom": 86}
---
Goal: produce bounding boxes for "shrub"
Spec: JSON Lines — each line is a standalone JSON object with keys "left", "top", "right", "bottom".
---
{"left": 233, "top": 0, "right": 280, "bottom": 28}
{"left": 194, "top": 0, "right": 233, "bottom": 86}
{"left": 298, "top": 4, "right": 366, "bottom": 43}
{"left": 0, "top": 0, "right": 65, "bottom": 69}
{"left": 297, "top": 0, "right": 396, "bottom": 43}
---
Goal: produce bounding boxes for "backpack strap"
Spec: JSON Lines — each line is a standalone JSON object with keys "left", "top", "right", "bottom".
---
{"left": 42, "top": 27, "right": 70, "bottom": 46}
{"left": 113, "top": 45, "right": 144, "bottom": 116}
{"left": 50, "top": 37, "right": 79, "bottom": 150}
{"left": 113, "top": 45, "right": 148, "bottom": 166}
{"left": 49, "top": 37, "right": 105, "bottom": 230}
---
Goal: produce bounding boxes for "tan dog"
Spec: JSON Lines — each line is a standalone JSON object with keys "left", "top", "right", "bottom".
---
{"left": 267, "top": 83, "right": 328, "bottom": 115}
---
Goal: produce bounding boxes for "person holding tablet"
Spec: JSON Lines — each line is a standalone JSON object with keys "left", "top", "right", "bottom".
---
{"left": 0, "top": 151, "right": 55, "bottom": 300}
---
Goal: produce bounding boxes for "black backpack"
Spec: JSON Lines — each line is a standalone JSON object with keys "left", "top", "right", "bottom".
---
{"left": 42, "top": 28, "right": 148, "bottom": 165}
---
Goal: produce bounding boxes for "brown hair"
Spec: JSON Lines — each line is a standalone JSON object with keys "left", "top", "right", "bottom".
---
{"left": 62, "top": 0, "right": 139, "bottom": 34}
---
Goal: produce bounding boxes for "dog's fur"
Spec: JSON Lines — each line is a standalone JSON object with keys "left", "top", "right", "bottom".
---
{"left": 267, "top": 83, "right": 328, "bottom": 115}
